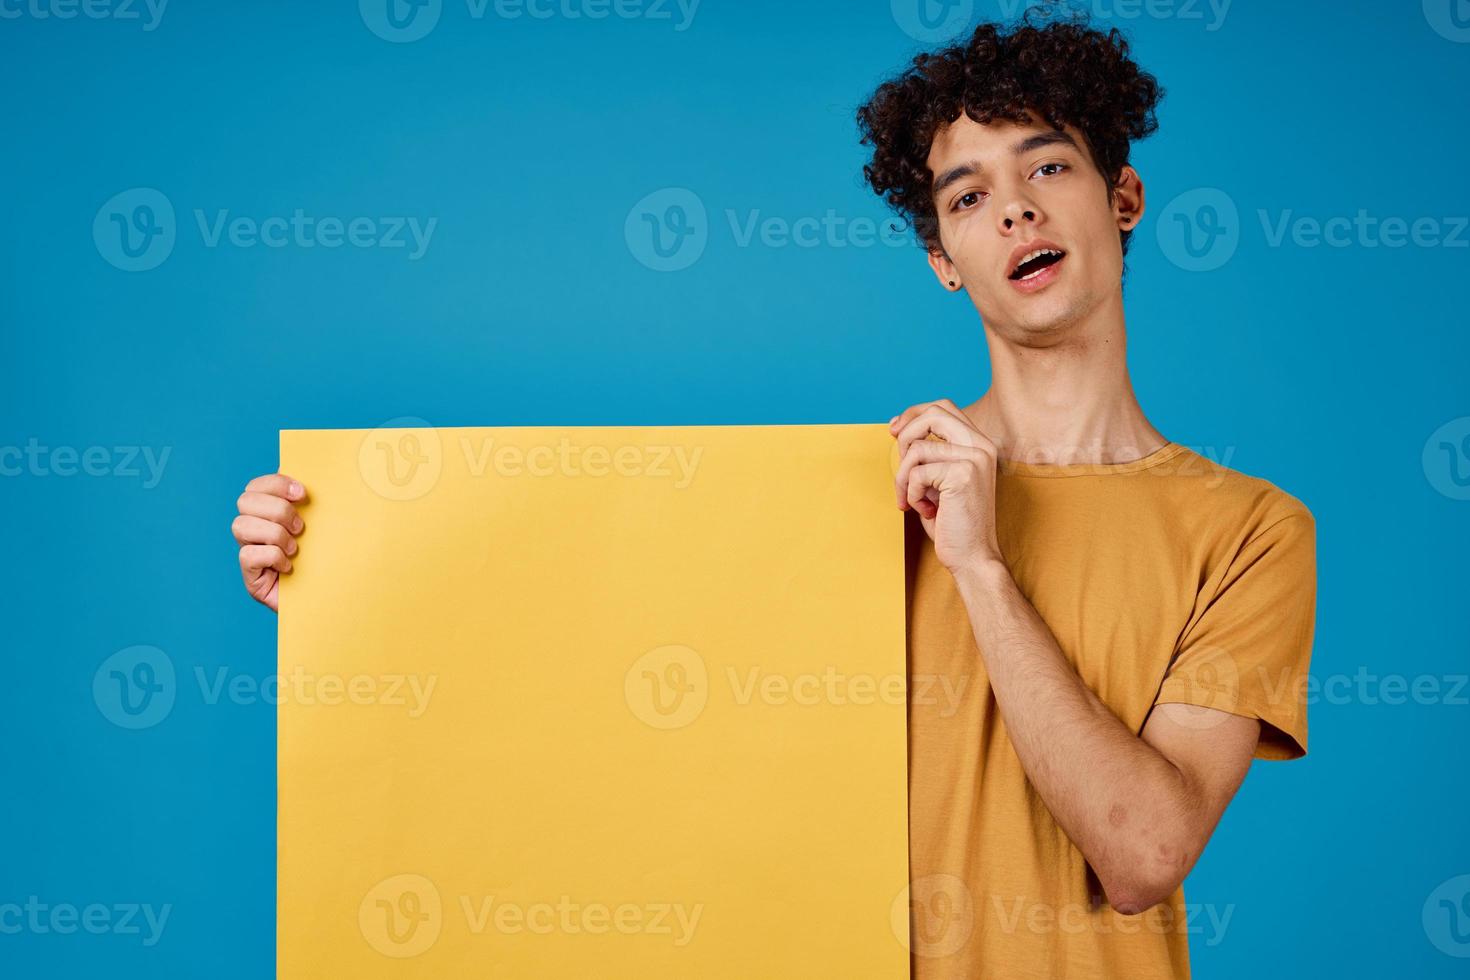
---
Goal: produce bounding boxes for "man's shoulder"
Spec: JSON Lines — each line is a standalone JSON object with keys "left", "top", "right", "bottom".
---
{"left": 1155, "top": 444, "right": 1314, "bottom": 539}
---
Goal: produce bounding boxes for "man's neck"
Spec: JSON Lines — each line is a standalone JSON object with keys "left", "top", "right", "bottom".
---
{"left": 965, "top": 292, "right": 1166, "bottom": 466}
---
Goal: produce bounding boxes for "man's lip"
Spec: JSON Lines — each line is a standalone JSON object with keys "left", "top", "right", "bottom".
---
{"left": 1005, "top": 239, "right": 1067, "bottom": 279}
{"left": 1008, "top": 252, "right": 1065, "bottom": 294}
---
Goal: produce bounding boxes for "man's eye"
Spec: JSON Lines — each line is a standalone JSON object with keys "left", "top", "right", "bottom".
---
{"left": 953, "top": 191, "right": 984, "bottom": 211}
{"left": 1032, "top": 163, "right": 1067, "bottom": 178}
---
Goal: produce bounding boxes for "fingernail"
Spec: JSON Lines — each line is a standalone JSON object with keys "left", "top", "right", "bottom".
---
{"left": 286, "top": 539, "right": 297, "bottom": 556}
{"left": 292, "top": 517, "right": 304, "bottom": 534}
{"left": 888, "top": 416, "right": 899, "bottom": 427}
{"left": 289, "top": 482, "right": 304, "bottom": 498}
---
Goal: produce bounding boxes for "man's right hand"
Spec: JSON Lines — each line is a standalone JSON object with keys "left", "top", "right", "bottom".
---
{"left": 232, "top": 472, "right": 307, "bottom": 612}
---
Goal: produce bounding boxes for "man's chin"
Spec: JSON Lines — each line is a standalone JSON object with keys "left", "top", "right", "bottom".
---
{"left": 982, "top": 294, "right": 1086, "bottom": 344}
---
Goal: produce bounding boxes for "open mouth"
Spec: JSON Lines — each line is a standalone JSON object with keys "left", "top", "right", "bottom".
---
{"left": 1008, "top": 248, "right": 1066, "bottom": 281}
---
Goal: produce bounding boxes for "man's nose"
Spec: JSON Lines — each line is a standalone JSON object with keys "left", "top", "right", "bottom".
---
{"left": 1002, "top": 206, "right": 1038, "bottom": 230}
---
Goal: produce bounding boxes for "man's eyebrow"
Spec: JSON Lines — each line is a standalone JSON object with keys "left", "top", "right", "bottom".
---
{"left": 932, "top": 161, "right": 981, "bottom": 199}
{"left": 930, "top": 131, "right": 1080, "bottom": 199}
{"left": 1012, "top": 129, "right": 1079, "bottom": 155}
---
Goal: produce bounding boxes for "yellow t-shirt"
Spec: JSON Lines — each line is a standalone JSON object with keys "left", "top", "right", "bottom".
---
{"left": 906, "top": 442, "right": 1317, "bottom": 979}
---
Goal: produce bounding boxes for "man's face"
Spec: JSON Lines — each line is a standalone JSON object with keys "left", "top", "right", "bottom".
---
{"left": 924, "top": 113, "right": 1143, "bottom": 342}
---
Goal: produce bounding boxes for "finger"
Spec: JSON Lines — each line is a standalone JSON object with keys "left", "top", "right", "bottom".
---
{"left": 231, "top": 515, "right": 298, "bottom": 554}
{"left": 239, "top": 543, "right": 292, "bottom": 576}
{"left": 929, "top": 398, "right": 972, "bottom": 422}
{"left": 889, "top": 398, "right": 971, "bottom": 435}
{"left": 896, "top": 406, "right": 983, "bottom": 459}
{"left": 905, "top": 461, "right": 951, "bottom": 519}
{"left": 245, "top": 473, "right": 307, "bottom": 501}
{"left": 894, "top": 438, "right": 974, "bottom": 507}
{"left": 888, "top": 401, "right": 945, "bottom": 434}
{"left": 236, "top": 491, "right": 304, "bottom": 534}
{"left": 888, "top": 403, "right": 923, "bottom": 434}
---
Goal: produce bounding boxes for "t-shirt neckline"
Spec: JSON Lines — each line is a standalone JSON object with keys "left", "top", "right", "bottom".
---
{"left": 997, "top": 441, "right": 1187, "bottom": 478}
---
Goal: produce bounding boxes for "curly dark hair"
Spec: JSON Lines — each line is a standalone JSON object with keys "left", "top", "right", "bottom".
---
{"left": 857, "top": 5, "right": 1163, "bottom": 256}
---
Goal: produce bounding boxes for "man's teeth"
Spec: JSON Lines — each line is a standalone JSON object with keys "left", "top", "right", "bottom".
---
{"left": 1013, "top": 248, "right": 1063, "bottom": 280}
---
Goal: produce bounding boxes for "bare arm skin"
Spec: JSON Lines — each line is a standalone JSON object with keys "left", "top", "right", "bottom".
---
{"left": 892, "top": 399, "right": 1258, "bottom": 914}
{"left": 952, "top": 558, "right": 1257, "bottom": 912}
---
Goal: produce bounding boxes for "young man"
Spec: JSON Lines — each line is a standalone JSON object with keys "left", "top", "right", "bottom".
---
{"left": 232, "top": 13, "right": 1315, "bottom": 977}
{"left": 867, "top": 13, "right": 1316, "bottom": 979}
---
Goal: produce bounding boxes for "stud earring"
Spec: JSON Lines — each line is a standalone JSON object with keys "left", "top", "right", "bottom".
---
{"left": 949, "top": 281, "right": 957, "bottom": 288}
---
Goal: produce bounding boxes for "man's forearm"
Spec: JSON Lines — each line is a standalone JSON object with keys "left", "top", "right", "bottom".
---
{"left": 950, "top": 558, "right": 1207, "bottom": 912}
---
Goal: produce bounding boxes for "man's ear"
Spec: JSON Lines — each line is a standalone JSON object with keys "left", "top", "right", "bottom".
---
{"left": 1114, "top": 165, "right": 1146, "bottom": 232}
{"left": 926, "top": 247, "right": 962, "bottom": 292}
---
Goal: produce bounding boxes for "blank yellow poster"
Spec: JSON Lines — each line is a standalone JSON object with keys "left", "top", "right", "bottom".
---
{"left": 277, "top": 423, "right": 909, "bottom": 978}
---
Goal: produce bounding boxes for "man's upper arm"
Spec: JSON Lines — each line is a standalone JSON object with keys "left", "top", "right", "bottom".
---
{"left": 1153, "top": 507, "right": 1318, "bottom": 760}
{"left": 1140, "top": 702, "right": 1260, "bottom": 845}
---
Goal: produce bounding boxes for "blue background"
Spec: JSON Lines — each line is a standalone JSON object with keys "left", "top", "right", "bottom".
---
{"left": 3, "top": 1, "right": 1468, "bottom": 976}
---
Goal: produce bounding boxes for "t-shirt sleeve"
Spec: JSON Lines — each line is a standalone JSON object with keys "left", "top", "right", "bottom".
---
{"left": 1153, "top": 508, "right": 1318, "bottom": 760}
